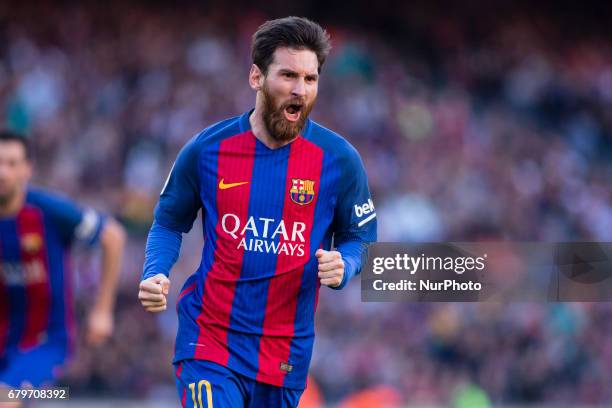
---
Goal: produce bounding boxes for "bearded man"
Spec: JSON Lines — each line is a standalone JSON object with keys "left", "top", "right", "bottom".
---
{"left": 139, "top": 16, "right": 376, "bottom": 408}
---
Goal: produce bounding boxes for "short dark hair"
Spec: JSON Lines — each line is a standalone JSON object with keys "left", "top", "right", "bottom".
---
{"left": 0, "top": 130, "right": 31, "bottom": 160}
{"left": 252, "top": 16, "right": 331, "bottom": 75}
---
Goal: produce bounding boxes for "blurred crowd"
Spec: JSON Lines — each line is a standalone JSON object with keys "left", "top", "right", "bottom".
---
{"left": 1, "top": 0, "right": 612, "bottom": 405}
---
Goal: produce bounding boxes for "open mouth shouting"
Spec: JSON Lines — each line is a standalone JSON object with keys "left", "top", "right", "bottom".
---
{"left": 283, "top": 102, "right": 304, "bottom": 122}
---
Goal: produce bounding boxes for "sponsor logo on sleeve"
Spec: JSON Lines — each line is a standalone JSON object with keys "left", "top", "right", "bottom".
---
{"left": 75, "top": 209, "right": 100, "bottom": 241}
{"left": 354, "top": 198, "right": 376, "bottom": 227}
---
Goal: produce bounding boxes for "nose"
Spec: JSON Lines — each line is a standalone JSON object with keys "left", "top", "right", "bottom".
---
{"left": 291, "top": 77, "right": 306, "bottom": 98}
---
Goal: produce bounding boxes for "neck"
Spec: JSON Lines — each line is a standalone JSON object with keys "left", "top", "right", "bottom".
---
{"left": 0, "top": 190, "right": 25, "bottom": 217}
{"left": 249, "top": 97, "right": 297, "bottom": 150}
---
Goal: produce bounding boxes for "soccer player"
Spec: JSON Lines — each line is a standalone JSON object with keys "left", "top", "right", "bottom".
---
{"left": 139, "top": 16, "right": 377, "bottom": 407}
{"left": 0, "top": 131, "right": 126, "bottom": 391}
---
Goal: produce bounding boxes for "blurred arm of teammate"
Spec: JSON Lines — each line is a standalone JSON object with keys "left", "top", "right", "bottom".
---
{"left": 138, "top": 221, "right": 183, "bottom": 313}
{"left": 87, "top": 218, "right": 126, "bottom": 346}
{"left": 316, "top": 241, "right": 369, "bottom": 289}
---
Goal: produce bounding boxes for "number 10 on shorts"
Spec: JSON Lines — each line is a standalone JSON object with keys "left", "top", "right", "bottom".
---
{"left": 188, "top": 380, "right": 213, "bottom": 408}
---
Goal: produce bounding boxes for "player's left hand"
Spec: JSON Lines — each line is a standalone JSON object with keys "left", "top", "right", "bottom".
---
{"left": 316, "top": 249, "right": 344, "bottom": 288}
{"left": 86, "top": 307, "right": 114, "bottom": 346}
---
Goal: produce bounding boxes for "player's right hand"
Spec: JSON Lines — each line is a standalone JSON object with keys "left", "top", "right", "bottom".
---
{"left": 138, "top": 273, "right": 171, "bottom": 313}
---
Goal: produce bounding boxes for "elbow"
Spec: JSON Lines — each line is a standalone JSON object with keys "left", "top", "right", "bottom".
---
{"left": 102, "top": 218, "right": 127, "bottom": 248}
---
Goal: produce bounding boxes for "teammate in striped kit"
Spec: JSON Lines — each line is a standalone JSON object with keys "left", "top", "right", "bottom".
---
{"left": 0, "top": 131, "right": 125, "bottom": 389}
{"left": 139, "top": 17, "right": 376, "bottom": 407}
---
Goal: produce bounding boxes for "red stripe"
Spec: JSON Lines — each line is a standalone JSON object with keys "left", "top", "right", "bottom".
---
{"left": 175, "top": 363, "right": 186, "bottom": 407}
{"left": 178, "top": 282, "right": 197, "bottom": 301}
{"left": 195, "top": 131, "right": 256, "bottom": 364}
{"left": 176, "top": 282, "right": 197, "bottom": 312}
{"left": 16, "top": 206, "right": 51, "bottom": 351}
{"left": 0, "top": 234, "right": 8, "bottom": 358}
{"left": 257, "top": 137, "right": 324, "bottom": 385}
{"left": 176, "top": 282, "right": 196, "bottom": 312}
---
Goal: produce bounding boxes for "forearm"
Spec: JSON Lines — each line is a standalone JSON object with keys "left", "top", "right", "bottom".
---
{"left": 332, "top": 239, "right": 370, "bottom": 290}
{"left": 142, "top": 220, "right": 183, "bottom": 280}
{"left": 96, "top": 219, "right": 126, "bottom": 312}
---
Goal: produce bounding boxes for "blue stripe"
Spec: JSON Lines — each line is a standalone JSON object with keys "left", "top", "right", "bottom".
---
{"left": 41, "top": 215, "right": 70, "bottom": 351}
{"left": 174, "top": 138, "right": 222, "bottom": 360}
{"left": 198, "top": 138, "right": 221, "bottom": 306}
{"left": 174, "top": 118, "right": 245, "bottom": 363}
{"left": 284, "top": 148, "right": 340, "bottom": 387}
{"left": 0, "top": 219, "right": 26, "bottom": 351}
{"left": 227, "top": 139, "right": 291, "bottom": 377}
{"left": 200, "top": 139, "right": 222, "bottom": 277}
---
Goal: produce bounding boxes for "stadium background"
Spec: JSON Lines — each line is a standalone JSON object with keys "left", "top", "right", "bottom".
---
{"left": 2, "top": 0, "right": 612, "bottom": 406}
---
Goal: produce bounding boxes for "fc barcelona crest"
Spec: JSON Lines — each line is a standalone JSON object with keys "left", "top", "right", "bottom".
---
{"left": 290, "top": 179, "right": 315, "bottom": 205}
{"left": 21, "top": 233, "right": 43, "bottom": 254}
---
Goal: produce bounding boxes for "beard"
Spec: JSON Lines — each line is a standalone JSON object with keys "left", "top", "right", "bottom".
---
{"left": 0, "top": 184, "right": 18, "bottom": 207}
{"left": 261, "top": 83, "right": 315, "bottom": 143}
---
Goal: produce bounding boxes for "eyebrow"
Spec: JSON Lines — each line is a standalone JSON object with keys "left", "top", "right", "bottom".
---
{"left": 278, "top": 69, "right": 318, "bottom": 79}
{"left": 279, "top": 69, "right": 297, "bottom": 75}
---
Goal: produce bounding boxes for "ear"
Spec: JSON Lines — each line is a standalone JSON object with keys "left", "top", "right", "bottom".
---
{"left": 249, "top": 64, "right": 264, "bottom": 91}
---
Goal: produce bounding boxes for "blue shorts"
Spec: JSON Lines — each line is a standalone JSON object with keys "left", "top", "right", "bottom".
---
{"left": 0, "top": 342, "right": 67, "bottom": 387}
{"left": 174, "top": 359, "right": 304, "bottom": 408}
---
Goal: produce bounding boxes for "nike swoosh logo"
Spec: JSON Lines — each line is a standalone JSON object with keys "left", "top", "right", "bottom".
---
{"left": 219, "top": 178, "right": 249, "bottom": 190}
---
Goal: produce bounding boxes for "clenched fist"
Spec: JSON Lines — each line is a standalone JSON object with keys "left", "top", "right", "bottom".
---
{"left": 86, "top": 307, "right": 114, "bottom": 346}
{"left": 138, "top": 273, "right": 171, "bottom": 312}
{"left": 316, "top": 249, "right": 344, "bottom": 288}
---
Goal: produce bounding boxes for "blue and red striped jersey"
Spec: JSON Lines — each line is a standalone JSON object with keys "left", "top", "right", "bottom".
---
{"left": 0, "top": 189, "right": 104, "bottom": 359}
{"left": 155, "top": 111, "right": 377, "bottom": 389}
